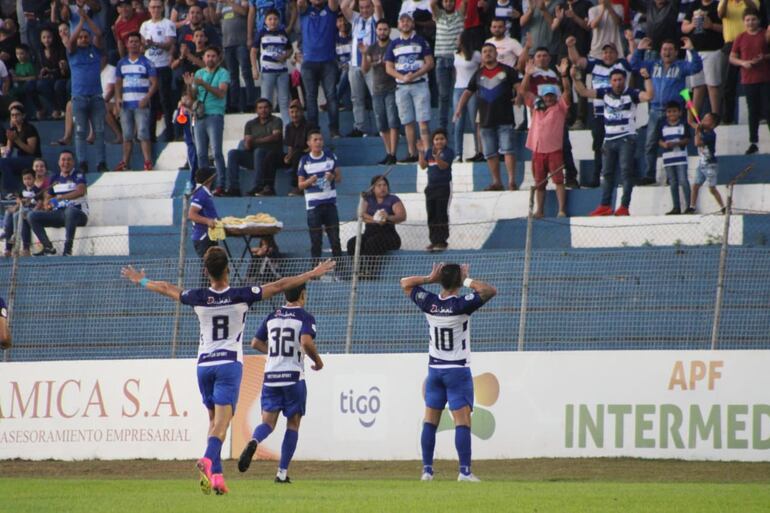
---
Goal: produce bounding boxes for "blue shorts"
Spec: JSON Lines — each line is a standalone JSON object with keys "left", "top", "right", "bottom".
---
{"left": 261, "top": 380, "right": 307, "bottom": 418}
{"left": 120, "top": 107, "right": 151, "bottom": 141}
{"left": 424, "top": 367, "right": 474, "bottom": 411}
{"left": 197, "top": 361, "right": 243, "bottom": 411}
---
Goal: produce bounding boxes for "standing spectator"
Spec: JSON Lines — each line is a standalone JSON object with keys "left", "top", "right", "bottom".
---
{"left": 567, "top": 36, "right": 632, "bottom": 187}
{"left": 114, "top": 32, "right": 158, "bottom": 171}
{"left": 341, "top": 0, "right": 383, "bottom": 137}
{"left": 486, "top": 0, "right": 523, "bottom": 39}
{"left": 346, "top": 174, "right": 406, "bottom": 276}
{"left": 171, "top": 27, "right": 207, "bottom": 94}
{"left": 400, "top": 0, "right": 436, "bottom": 45}
{"left": 226, "top": 97, "right": 283, "bottom": 196}
{"left": 572, "top": 66, "right": 654, "bottom": 216}
{"left": 689, "top": 112, "right": 724, "bottom": 212}
{"left": 251, "top": 9, "right": 293, "bottom": 126}
{"left": 717, "top": 0, "right": 758, "bottom": 124}
{"left": 432, "top": 0, "right": 466, "bottom": 131}
{"left": 188, "top": 166, "right": 219, "bottom": 258}
{"left": 729, "top": 9, "right": 770, "bottom": 154}
{"left": 0, "top": 106, "right": 40, "bottom": 195}
{"left": 363, "top": 19, "right": 400, "bottom": 165}
{"left": 460, "top": 0, "right": 485, "bottom": 50}
{"left": 637, "top": 0, "right": 681, "bottom": 52}
{"left": 335, "top": 13, "right": 352, "bottom": 111}
{"left": 185, "top": 46, "right": 230, "bottom": 195}
{"left": 27, "top": 150, "right": 89, "bottom": 256}
{"left": 171, "top": 0, "right": 212, "bottom": 27}
{"left": 486, "top": 17, "right": 524, "bottom": 70}
{"left": 453, "top": 30, "right": 482, "bottom": 162}
{"left": 213, "top": 0, "right": 256, "bottom": 114}
{"left": 588, "top": 0, "right": 624, "bottom": 59}
{"left": 520, "top": 0, "right": 559, "bottom": 57}
{"left": 455, "top": 44, "right": 517, "bottom": 191}
{"left": 21, "top": 0, "right": 53, "bottom": 55}
{"left": 112, "top": 0, "right": 149, "bottom": 58}
{"left": 283, "top": 99, "right": 311, "bottom": 196}
{"left": 177, "top": 4, "right": 220, "bottom": 53}
{"left": 34, "top": 27, "right": 68, "bottom": 120}
{"left": 67, "top": 10, "right": 108, "bottom": 173}
{"left": 632, "top": 37, "right": 702, "bottom": 185}
{"left": 552, "top": 0, "right": 591, "bottom": 62}
{"left": 657, "top": 101, "right": 691, "bottom": 214}
{"left": 248, "top": 0, "right": 290, "bottom": 43}
{"left": 520, "top": 60, "right": 571, "bottom": 218}
{"left": 297, "top": 129, "right": 342, "bottom": 261}
{"left": 101, "top": 54, "right": 123, "bottom": 145}
{"left": 3, "top": 168, "right": 40, "bottom": 257}
{"left": 297, "top": 0, "right": 341, "bottom": 138}
{"left": 682, "top": 0, "right": 724, "bottom": 116}
{"left": 417, "top": 128, "right": 454, "bottom": 252}
{"left": 61, "top": 0, "right": 103, "bottom": 34}
{"left": 0, "top": 47, "right": 10, "bottom": 116}
{"left": 140, "top": 0, "right": 176, "bottom": 142}
{"left": 385, "top": 12, "right": 434, "bottom": 162}
{"left": 175, "top": 93, "right": 198, "bottom": 189}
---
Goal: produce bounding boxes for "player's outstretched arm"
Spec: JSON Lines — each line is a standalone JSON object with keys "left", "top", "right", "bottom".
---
{"left": 399, "top": 262, "right": 443, "bottom": 297}
{"left": 121, "top": 265, "right": 183, "bottom": 302}
{"left": 462, "top": 264, "right": 497, "bottom": 303}
{"left": 260, "top": 259, "right": 336, "bottom": 299}
{"left": 250, "top": 337, "right": 268, "bottom": 354}
{"left": 0, "top": 317, "right": 11, "bottom": 350}
{"left": 300, "top": 335, "right": 324, "bottom": 371}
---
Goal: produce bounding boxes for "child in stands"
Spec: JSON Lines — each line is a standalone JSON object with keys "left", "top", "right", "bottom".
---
{"left": 657, "top": 101, "right": 691, "bottom": 215}
{"left": 418, "top": 129, "right": 454, "bottom": 252}
{"left": 689, "top": 112, "right": 725, "bottom": 213}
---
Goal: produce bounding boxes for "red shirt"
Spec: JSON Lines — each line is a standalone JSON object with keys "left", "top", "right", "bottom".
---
{"left": 611, "top": 0, "right": 630, "bottom": 25}
{"left": 458, "top": 0, "right": 480, "bottom": 29}
{"left": 527, "top": 68, "right": 559, "bottom": 95}
{"left": 113, "top": 13, "right": 150, "bottom": 47}
{"left": 732, "top": 30, "right": 770, "bottom": 85}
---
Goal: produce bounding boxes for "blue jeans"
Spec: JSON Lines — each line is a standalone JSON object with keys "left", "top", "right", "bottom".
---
{"left": 665, "top": 164, "right": 691, "bottom": 211}
{"left": 176, "top": 118, "right": 197, "bottom": 184}
{"left": 435, "top": 56, "right": 454, "bottom": 130}
{"left": 226, "top": 145, "right": 281, "bottom": 192}
{"left": 260, "top": 72, "right": 291, "bottom": 127}
{"left": 72, "top": 94, "right": 106, "bottom": 168}
{"left": 194, "top": 115, "right": 226, "bottom": 189}
{"left": 224, "top": 45, "right": 257, "bottom": 113}
{"left": 480, "top": 124, "right": 515, "bottom": 159}
{"left": 28, "top": 206, "right": 88, "bottom": 255}
{"left": 348, "top": 65, "right": 372, "bottom": 132}
{"left": 307, "top": 203, "right": 342, "bottom": 258}
{"left": 372, "top": 90, "right": 399, "bottom": 133}
{"left": 453, "top": 88, "right": 478, "bottom": 158}
{"left": 35, "top": 78, "right": 68, "bottom": 112}
{"left": 3, "top": 208, "right": 32, "bottom": 251}
{"left": 301, "top": 60, "right": 339, "bottom": 131}
{"left": 600, "top": 135, "right": 636, "bottom": 208}
{"left": 337, "top": 64, "right": 351, "bottom": 109}
{"left": 644, "top": 108, "right": 664, "bottom": 180}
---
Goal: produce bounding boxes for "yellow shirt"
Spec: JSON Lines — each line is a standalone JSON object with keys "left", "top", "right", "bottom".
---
{"left": 719, "top": 0, "right": 762, "bottom": 42}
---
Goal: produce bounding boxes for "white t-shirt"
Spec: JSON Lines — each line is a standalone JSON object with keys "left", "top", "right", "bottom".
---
{"left": 485, "top": 36, "right": 523, "bottom": 69}
{"left": 588, "top": 4, "right": 624, "bottom": 60}
{"left": 454, "top": 51, "right": 481, "bottom": 89}
{"left": 101, "top": 64, "right": 116, "bottom": 103}
{"left": 140, "top": 18, "right": 176, "bottom": 68}
{"left": 399, "top": 0, "right": 431, "bottom": 18}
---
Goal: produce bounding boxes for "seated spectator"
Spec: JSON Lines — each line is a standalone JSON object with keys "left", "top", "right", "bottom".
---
{"left": 0, "top": 105, "right": 41, "bottom": 196}
{"left": 34, "top": 28, "right": 68, "bottom": 120}
{"left": 363, "top": 19, "right": 399, "bottom": 165}
{"left": 32, "top": 157, "right": 50, "bottom": 190}
{"left": 417, "top": 129, "right": 454, "bottom": 252}
{"left": 9, "top": 44, "right": 37, "bottom": 115}
{"left": 3, "top": 168, "right": 41, "bottom": 256}
{"left": 346, "top": 174, "right": 406, "bottom": 277}
{"left": 283, "top": 99, "right": 311, "bottom": 196}
{"left": 226, "top": 97, "right": 283, "bottom": 197}
{"left": 246, "top": 235, "right": 283, "bottom": 282}
{"left": 27, "top": 150, "right": 89, "bottom": 256}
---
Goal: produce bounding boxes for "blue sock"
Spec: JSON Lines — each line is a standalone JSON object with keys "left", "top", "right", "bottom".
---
{"left": 421, "top": 422, "right": 437, "bottom": 473}
{"left": 204, "top": 436, "right": 223, "bottom": 474}
{"left": 455, "top": 425, "right": 472, "bottom": 475}
{"left": 279, "top": 429, "right": 299, "bottom": 471}
{"left": 252, "top": 423, "right": 273, "bottom": 443}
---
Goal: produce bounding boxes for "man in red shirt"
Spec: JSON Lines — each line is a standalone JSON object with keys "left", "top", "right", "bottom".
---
{"left": 113, "top": 0, "right": 150, "bottom": 57}
{"left": 729, "top": 7, "right": 770, "bottom": 154}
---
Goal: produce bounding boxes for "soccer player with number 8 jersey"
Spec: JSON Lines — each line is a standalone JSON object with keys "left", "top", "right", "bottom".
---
{"left": 400, "top": 263, "right": 497, "bottom": 482}
{"left": 121, "top": 247, "right": 334, "bottom": 495}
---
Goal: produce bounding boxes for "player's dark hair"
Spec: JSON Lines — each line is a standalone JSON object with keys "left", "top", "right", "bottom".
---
{"left": 204, "top": 247, "right": 229, "bottom": 280}
{"left": 440, "top": 264, "right": 463, "bottom": 291}
{"left": 665, "top": 101, "right": 681, "bottom": 111}
{"left": 285, "top": 283, "right": 306, "bottom": 303}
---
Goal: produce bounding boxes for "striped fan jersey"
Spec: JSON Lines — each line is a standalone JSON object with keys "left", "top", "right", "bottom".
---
{"left": 255, "top": 306, "right": 317, "bottom": 386}
{"left": 336, "top": 33, "right": 352, "bottom": 65}
{"left": 410, "top": 286, "right": 485, "bottom": 369}
{"left": 349, "top": 12, "right": 378, "bottom": 67}
{"left": 584, "top": 57, "right": 632, "bottom": 116}
{"left": 595, "top": 87, "right": 641, "bottom": 140}
{"left": 115, "top": 55, "right": 157, "bottom": 109}
{"left": 384, "top": 33, "right": 433, "bottom": 84}
{"left": 657, "top": 119, "right": 691, "bottom": 167}
{"left": 180, "top": 286, "right": 263, "bottom": 367}
{"left": 298, "top": 150, "right": 338, "bottom": 210}
{"left": 255, "top": 29, "right": 292, "bottom": 73}
{"left": 49, "top": 172, "right": 89, "bottom": 215}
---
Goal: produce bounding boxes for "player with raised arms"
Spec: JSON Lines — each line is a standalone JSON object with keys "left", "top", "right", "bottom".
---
{"left": 237, "top": 283, "right": 323, "bottom": 483}
{"left": 400, "top": 263, "right": 496, "bottom": 482}
{"left": 0, "top": 295, "right": 11, "bottom": 350}
{"left": 121, "top": 247, "right": 334, "bottom": 495}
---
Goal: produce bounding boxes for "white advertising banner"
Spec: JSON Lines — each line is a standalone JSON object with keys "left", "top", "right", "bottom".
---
{"left": 2, "top": 351, "right": 769, "bottom": 461}
{"left": 0, "top": 359, "right": 216, "bottom": 460}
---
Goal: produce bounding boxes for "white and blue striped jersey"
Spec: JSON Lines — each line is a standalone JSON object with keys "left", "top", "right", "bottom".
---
{"left": 115, "top": 55, "right": 157, "bottom": 109}
{"left": 410, "top": 286, "right": 485, "bottom": 369}
{"left": 180, "top": 286, "right": 263, "bottom": 366}
{"left": 298, "top": 150, "right": 338, "bottom": 210}
{"left": 349, "top": 12, "right": 378, "bottom": 67}
{"left": 584, "top": 57, "right": 632, "bottom": 116}
{"left": 255, "top": 306, "right": 317, "bottom": 386}
{"left": 657, "top": 119, "right": 690, "bottom": 168}
{"left": 255, "top": 28, "right": 291, "bottom": 73}
{"left": 384, "top": 33, "right": 433, "bottom": 84}
{"left": 595, "top": 87, "right": 641, "bottom": 140}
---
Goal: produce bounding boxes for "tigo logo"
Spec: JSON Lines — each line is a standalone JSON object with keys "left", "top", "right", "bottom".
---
{"left": 339, "top": 387, "right": 381, "bottom": 428}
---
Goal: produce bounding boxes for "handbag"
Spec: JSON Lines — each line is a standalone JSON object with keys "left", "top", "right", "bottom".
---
{"left": 191, "top": 67, "right": 220, "bottom": 119}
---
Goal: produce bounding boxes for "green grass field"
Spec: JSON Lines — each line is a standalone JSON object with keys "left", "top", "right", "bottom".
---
{"left": 2, "top": 459, "right": 769, "bottom": 513}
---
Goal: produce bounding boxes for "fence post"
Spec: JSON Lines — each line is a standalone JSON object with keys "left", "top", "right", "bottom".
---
{"left": 171, "top": 193, "right": 190, "bottom": 358}
{"left": 517, "top": 186, "right": 536, "bottom": 351}
{"left": 344, "top": 193, "right": 365, "bottom": 354}
{"left": 2, "top": 206, "right": 24, "bottom": 362}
